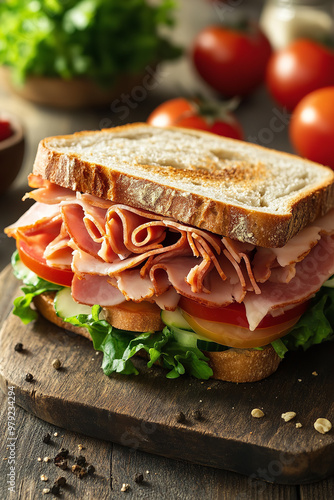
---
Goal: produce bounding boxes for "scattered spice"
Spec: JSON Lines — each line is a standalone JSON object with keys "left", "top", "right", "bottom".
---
{"left": 52, "top": 358, "right": 62, "bottom": 370}
{"left": 42, "top": 433, "right": 51, "bottom": 444}
{"left": 176, "top": 411, "right": 186, "bottom": 424}
{"left": 75, "top": 455, "right": 86, "bottom": 467}
{"left": 54, "top": 452, "right": 68, "bottom": 470}
{"left": 314, "top": 418, "right": 332, "bottom": 434}
{"left": 71, "top": 464, "right": 88, "bottom": 478}
{"left": 121, "top": 483, "right": 130, "bottom": 492}
{"left": 54, "top": 448, "right": 69, "bottom": 470}
{"left": 55, "top": 477, "right": 66, "bottom": 487}
{"left": 192, "top": 410, "right": 202, "bottom": 421}
{"left": 50, "top": 484, "right": 60, "bottom": 495}
{"left": 87, "top": 465, "right": 95, "bottom": 475}
{"left": 14, "top": 342, "right": 23, "bottom": 352}
{"left": 281, "top": 412, "right": 296, "bottom": 422}
{"left": 78, "top": 444, "right": 84, "bottom": 451}
{"left": 40, "top": 474, "right": 48, "bottom": 482}
{"left": 58, "top": 448, "right": 69, "bottom": 458}
{"left": 251, "top": 408, "right": 264, "bottom": 418}
{"left": 25, "top": 373, "right": 34, "bottom": 382}
{"left": 134, "top": 473, "right": 144, "bottom": 484}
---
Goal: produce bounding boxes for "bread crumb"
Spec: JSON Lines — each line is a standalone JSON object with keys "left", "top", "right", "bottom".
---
{"left": 312, "top": 371, "right": 318, "bottom": 376}
{"left": 42, "top": 488, "right": 50, "bottom": 494}
{"left": 298, "top": 379, "right": 302, "bottom": 382}
{"left": 121, "top": 483, "right": 130, "bottom": 492}
{"left": 251, "top": 408, "right": 264, "bottom": 418}
{"left": 40, "top": 474, "right": 48, "bottom": 482}
{"left": 53, "top": 432, "right": 58, "bottom": 437}
{"left": 37, "top": 457, "right": 42, "bottom": 462}
{"left": 43, "top": 457, "right": 50, "bottom": 463}
{"left": 314, "top": 418, "right": 332, "bottom": 434}
{"left": 281, "top": 412, "right": 296, "bottom": 422}
{"left": 296, "top": 422, "right": 302, "bottom": 428}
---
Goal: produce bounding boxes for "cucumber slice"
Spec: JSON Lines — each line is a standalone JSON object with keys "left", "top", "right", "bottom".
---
{"left": 54, "top": 287, "right": 92, "bottom": 319}
{"left": 197, "top": 340, "right": 229, "bottom": 352}
{"left": 161, "top": 309, "right": 192, "bottom": 331}
{"left": 171, "top": 327, "right": 199, "bottom": 348}
{"left": 12, "top": 251, "right": 40, "bottom": 286}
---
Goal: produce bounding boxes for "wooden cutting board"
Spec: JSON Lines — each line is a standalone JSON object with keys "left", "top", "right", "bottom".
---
{"left": 0, "top": 265, "right": 333, "bottom": 485}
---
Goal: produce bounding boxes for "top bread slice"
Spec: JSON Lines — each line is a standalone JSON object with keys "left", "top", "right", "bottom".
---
{"left": 32, "top": 123, "right": 334, "bottom": 248}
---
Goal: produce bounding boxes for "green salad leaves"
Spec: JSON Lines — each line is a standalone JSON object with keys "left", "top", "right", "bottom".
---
{"left": 11, "top": 252, "right": 334, "bottom": 379}
{"left": 0, "top": 0, "right": 181, "bottom": 84}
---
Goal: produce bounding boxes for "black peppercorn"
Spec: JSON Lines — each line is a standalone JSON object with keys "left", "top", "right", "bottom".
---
{"left": 75, "top": 455, "right": 86, "bottom": 467}
{"left": 193, "top": 409, "right": 203, "bottom": 421}
{"left": 25, "top": 373, "right": 33, "bottom": 382}
{"left": 42, "top": 433, "right": 51, "bottom": 444}
{"left": 14, "top": 342, "right": 23, "bottom": 352}
{"left": 134, "top": 472, "right": 144, "bottom": 484}
{"left": 87, "top": 464, "right": 95, "bottom": 475}
{"left": 55, "top": 476, "right": 66, "bottom": 487}
{"left": 50, "top": 483, "right": 60, "bottom": 495}
{"left": 176, "top": 411, "right": 186, "bottom": 423}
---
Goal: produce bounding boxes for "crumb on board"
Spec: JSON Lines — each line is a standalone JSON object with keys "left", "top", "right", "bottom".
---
{"left": 314, "top": 418, "right": 332, "bottom": 434}
{"left": 251, "top": 408, "right": 264, "bottom": 418}
{"left": 281, "top": 412, "right": 296, "bottom": 422}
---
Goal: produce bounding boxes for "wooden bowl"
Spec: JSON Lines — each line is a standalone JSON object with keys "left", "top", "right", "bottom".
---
{"left": 0, "top": 111, "right": 25, "bottom": 193}
{"left": 0, "top": 66, "right": 148, "bottom": 109}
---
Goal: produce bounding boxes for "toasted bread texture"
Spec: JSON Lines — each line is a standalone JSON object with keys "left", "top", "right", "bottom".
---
{"left": 33, "top": 292, "right": 281, "bottom": 383}
{"left": 32, "top": 123, "right": 334, "bottom": 247}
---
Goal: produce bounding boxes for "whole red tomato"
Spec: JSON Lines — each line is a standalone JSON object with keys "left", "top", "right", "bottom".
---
{"left": 266, "top": 39, "right": 334, "bottom": 111}
{"left": 147, "top": 97, "right": 244, "bottom": 140}
{"left": 289, "top": 86, "right": 334, "bottom": 169}
{"left": 192, "top": 24, "right": 272, "bottom": 97}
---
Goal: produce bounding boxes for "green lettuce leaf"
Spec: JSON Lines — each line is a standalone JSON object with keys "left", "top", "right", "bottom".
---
{"left": 64, "top": 310, "right": 213, "bottom": 379}
{"left": 271, "top": 286, "right": 334, "bottom": 357}
{"left": 11, "top": 251, "right": 64, "bottom": 324}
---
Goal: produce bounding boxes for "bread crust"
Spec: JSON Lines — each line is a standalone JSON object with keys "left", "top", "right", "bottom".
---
{"left": 206, "top": 347, "right": 281, "bottom": 383}
{"left": 32, "top": 123, "right": 334, "bottom": 248}
{"left": 32, "top": 292, "right": 281, "bottom": 382}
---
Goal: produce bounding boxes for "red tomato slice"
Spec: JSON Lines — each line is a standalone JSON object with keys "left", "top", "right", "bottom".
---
{"left": 178, "top": 296, "right": 309, "bottom": 328}
{"left": 17, "top": 240, "right": 74, "bottom": 287}
{"left": 182, "top": 312, "right": 300, "bottom": 349}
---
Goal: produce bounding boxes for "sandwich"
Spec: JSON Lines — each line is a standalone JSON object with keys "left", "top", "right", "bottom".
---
{"left": 5, "top": 123, "right": 334, "bottom": 382}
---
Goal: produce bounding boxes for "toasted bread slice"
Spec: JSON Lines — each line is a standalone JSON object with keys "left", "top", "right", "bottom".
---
{"left": 33, "top": 293, "right": 281, "bottom": 383}
{"left": 32, "top": 123, "right": 334, "bottom": 247}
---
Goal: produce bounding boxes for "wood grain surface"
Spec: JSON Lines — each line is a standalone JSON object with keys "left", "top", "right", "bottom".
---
{"left": 0, "top": 265, "right": 333, "bottom": 487}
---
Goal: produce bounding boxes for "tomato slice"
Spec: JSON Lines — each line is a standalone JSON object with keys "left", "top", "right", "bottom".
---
{"left": 17, "top": 240, "right": 74, "bottom": 287}
{"left": 182, "top": 311, "right": 300, "bottom": 349}
{"left": 178, "top": 296, "right": 309, "bottom": 328}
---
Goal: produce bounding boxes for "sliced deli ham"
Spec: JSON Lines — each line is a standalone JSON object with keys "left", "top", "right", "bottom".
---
{"left": 5, "top": 178, "right": 334, "bottom": 320}
{"left": 244, "top": 234, "right": 334, "bottom": 330}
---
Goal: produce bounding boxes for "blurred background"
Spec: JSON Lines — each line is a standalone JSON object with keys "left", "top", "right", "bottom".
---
{"left": 1, "top": 0, "right": 334, "bottom": 270}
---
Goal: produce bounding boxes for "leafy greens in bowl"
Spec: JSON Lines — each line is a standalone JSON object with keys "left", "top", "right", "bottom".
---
{"left": 0, "top": 0, "right": 181, "bottom": 106}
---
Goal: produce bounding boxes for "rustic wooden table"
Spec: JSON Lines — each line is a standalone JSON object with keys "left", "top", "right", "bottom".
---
{"left": 0, "top": 1, "right": 333, "bottom": 498}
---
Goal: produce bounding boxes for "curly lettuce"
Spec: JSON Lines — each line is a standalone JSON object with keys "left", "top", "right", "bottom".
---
{"left": 0, "top": 0, "right": 181, "bottom": 85}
